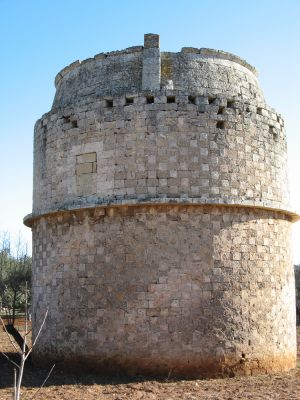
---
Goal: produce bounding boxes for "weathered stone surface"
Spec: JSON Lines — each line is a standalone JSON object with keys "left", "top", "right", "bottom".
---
{"left": 25, "top": 34, "right": 298, "bottom": 378}
{"left": 32, "top": 91, "right": 290, "bottom": 216}
{"left": 31, "top": 205, "right": 296, "bottom": 377}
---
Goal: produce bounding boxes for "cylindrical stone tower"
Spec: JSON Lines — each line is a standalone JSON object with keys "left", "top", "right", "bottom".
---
{"left": 24, "top": 34, "right": 298, "bottom": 378}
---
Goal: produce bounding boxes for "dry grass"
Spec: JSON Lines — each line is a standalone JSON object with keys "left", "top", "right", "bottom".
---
{"left": 0, "top": 322, "right": 299, "bottom": 400}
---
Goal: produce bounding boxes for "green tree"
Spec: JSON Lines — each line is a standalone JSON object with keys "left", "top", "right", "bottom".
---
{"left": 0, "top": 233, "right": 31, "bottom": 326}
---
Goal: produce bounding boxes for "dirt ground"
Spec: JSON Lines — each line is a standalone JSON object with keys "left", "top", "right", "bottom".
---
{"left": 0, "top": 320, "right": 299, "bottom": 400}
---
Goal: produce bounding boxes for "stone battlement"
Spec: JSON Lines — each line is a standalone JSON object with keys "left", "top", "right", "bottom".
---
{"left": 53, "top": 34, "right": 262, "bottom": 109}
{"left": 55, "top": 34, "right": 257, "bottom": 90}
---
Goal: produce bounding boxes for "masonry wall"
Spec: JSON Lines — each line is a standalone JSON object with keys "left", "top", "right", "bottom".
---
{"left": 31, "top": 205, "right": 296, "bottom": 377}
{"left": 53, "top": 48, "right": 144, "bottom": 108}
{"left": 53, "top": 46, "right": 264, "bottom": 109}
{"left": 33, "top": 91, "right": 288, "bottom": 216}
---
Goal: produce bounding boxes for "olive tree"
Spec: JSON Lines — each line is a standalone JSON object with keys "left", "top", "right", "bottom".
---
{"left": 0, "top": 233, "right": 31, "bottom": 326}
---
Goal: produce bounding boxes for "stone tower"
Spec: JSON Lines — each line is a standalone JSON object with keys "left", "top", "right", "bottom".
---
{"left": 24, "top": 34, "right": 298, "bottom": 377}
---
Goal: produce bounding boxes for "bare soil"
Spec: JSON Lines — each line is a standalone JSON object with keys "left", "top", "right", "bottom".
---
{"left": 0, "top": 320, "right": 299, "bottom": 400}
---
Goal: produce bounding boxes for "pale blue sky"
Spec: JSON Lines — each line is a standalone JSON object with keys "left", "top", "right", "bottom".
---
{"left": 0, "top": 0, "right": 299, "bottom": 261}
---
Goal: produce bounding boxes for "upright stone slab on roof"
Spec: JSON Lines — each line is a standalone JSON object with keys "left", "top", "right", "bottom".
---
{"left": 24, "top": 34, "right": 298, "bottom": 378}
{"left": 142, "top": 33, "right": 161, "bottom": 91}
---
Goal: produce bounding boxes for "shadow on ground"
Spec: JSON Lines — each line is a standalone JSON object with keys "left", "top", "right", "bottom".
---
{"left": 0, "top": 352, "right": 175, "bottom": 389}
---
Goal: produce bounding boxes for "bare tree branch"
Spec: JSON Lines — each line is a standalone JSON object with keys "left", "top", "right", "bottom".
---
{"left": 27, "top": 364, "right": 55, "bottom": 400}
{"left": 14, "top": 368, "right": 17, "bottom": 400}
{"left": 24, "top": 329, "right": 32, "bottom": 339}
{"left": 25, "top": 309, "right": 48, "bottom": 361}
{"left": 0, "top": 350, "right": 20, "bottom": 370}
